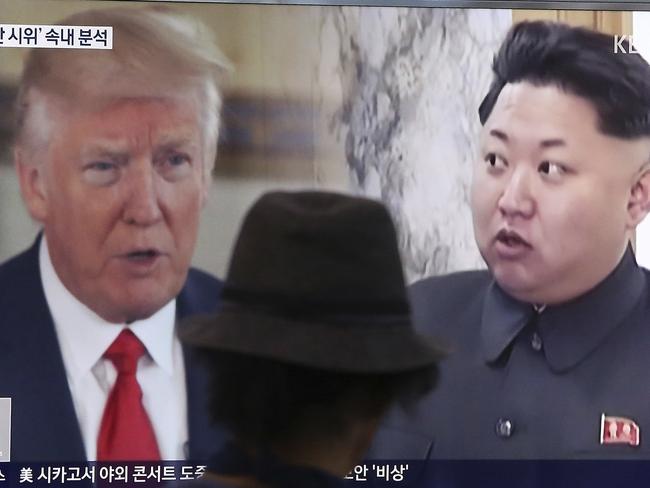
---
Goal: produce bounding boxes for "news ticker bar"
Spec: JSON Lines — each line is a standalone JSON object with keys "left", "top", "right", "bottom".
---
{"left": 0, "top": 463, "right": 205, "bottom": 486}
{"left": 0, "top": 25, "right": 112, "bottom": 49}
{"left": 0, "top": 461, "right": 649, "bottom": 486}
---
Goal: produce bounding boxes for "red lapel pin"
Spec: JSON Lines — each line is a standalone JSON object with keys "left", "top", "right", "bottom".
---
{"left": 600, "top": 413, "right": 640, "bottom": 446}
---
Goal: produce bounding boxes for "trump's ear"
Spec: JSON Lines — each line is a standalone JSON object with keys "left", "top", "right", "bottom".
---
{"left": 200, "top": 167, "right": 213, "bottom": 208}
{"left": 14, "top": 147, "right": 49, "bottom": 223}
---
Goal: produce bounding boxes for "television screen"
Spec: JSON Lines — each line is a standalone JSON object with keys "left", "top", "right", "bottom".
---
{"left": 1, "top": 1, "right": 650, "bottom": 486}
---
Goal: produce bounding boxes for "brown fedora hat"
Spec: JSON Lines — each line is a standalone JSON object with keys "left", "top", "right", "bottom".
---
{"left": 179, "top": 190, "right": 442, "bottom": 373}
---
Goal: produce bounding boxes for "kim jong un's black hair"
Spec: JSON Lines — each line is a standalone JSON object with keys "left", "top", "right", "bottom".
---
{"left": 479, "top": 21, "right": 650, "bottom": 138}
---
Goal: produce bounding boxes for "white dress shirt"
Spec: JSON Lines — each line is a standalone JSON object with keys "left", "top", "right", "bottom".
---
{"left": 39, "top": 237, "right": 188, "bottom": 461}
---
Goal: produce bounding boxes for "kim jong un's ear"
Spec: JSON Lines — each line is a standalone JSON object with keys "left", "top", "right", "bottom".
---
{"left": 627, "top": 162, "right": 650, "bottom": 229}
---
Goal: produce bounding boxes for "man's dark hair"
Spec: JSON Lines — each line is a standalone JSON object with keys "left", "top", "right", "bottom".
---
{"left": 201, "top": 350, "right": 438, "bottom": 447}
{"left": 479, "top": 21, "right": 650, "bottom": 138}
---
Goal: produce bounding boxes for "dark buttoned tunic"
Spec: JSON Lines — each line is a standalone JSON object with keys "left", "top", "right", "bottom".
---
{"left": 373, "top": 248, "right": 650, "bottom": 459}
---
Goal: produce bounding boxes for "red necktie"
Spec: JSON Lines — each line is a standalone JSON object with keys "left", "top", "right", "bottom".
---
{"left": 97, "top": 329, "right": 161, "bottom": 461}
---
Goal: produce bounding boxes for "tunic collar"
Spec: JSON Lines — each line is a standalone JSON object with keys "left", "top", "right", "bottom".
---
{"left": 481, "top": 246, "right": 646, "bottom": 372}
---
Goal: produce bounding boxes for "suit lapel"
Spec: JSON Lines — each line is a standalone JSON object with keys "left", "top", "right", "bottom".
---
{"left": 0, "top": 237, "right": 86, "bottom": 461}
{"left": 182, "top": 345, "right": 227, "bottom": 461}
{"left": 176, "top": 270, "right": 226, "bottom": 462}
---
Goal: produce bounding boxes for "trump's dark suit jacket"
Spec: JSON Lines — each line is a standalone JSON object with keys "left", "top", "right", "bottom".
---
{"left": 369, "top": 247, "right": 650, "bottom": 459}
{"left": 0, "top": 238, "right": 225, "bottom": 463}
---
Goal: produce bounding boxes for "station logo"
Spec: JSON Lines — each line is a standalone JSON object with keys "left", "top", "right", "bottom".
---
{"left": 614, "top": 35, "right": 640, "bottom": 54}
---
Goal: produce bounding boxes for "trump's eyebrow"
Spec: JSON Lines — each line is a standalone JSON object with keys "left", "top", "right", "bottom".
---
{"left": 80, "top": 139, "right": 130, "bottom": 159}
{"left": 156, "top": 130, "right": 198, "bottom": 146}
{"left": 488, "top": 129, "right": 566, "bottom": 148}
{"left": 154, "top": 136, "right": 201, "bottom": 157}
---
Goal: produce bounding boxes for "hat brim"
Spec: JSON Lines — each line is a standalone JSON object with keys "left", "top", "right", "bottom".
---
{"left": 179, "top": 311, "right": 443, "bottom": 373}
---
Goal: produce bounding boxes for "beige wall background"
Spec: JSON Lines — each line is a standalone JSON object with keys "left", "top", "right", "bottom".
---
{"left": 512, "top": 9, "right": 631, "bottom": 34}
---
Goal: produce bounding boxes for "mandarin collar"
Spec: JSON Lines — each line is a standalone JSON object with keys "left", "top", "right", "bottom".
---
{"left": 481, "top": 280, "right": 533, "bottom": 364}
{"left": 481, "top": 246, "right": 646, "bottom": 372}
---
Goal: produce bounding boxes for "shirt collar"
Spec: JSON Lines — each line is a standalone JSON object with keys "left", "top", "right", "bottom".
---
{"left": 481, "top": 245, "right": 646, "bottom": 372}
{"left": 39, "top": 236, "right": 177, "bottom": 378}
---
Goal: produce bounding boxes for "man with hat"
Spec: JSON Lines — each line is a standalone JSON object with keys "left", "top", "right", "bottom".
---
{"left": 179, "top": 190, "right": 442, "bottom": 487}
{"left": 370, "top": 21, "right": 650, "bottom": 459}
